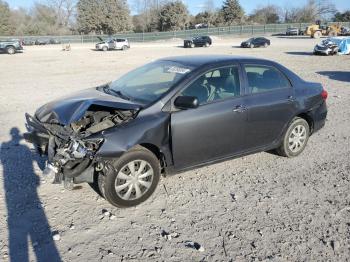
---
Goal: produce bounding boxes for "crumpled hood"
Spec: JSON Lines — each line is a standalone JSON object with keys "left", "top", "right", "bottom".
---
{"left": 35, "top": 87, "right": 141, "bottom": 126}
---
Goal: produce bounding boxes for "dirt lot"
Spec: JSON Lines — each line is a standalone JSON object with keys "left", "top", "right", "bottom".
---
{"left": 0, "top": 36, "right": 350, "bottom": 261}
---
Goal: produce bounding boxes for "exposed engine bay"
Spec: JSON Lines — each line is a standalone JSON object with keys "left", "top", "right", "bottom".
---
{"left": 25, "top": 106, "right": 137, "bottom": 189}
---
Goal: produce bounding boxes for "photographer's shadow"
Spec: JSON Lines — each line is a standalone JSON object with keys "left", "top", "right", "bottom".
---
{"left": 1, "top": 128, "right": 61, "bottom": 262}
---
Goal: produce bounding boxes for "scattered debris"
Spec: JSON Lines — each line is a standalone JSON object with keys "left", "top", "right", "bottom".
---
{"left": 184, "top": 241, "right": 205, "bottom": 252}
{"left": 52, "top": 232, "right": 61, "bottom": 241}
{"left": 230, "top": 193, "right": 236, "bottom": 202}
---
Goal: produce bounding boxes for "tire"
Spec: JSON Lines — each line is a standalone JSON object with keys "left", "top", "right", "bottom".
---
{"left": 102, "top": 46, "right": 108, "bottom": 51}
{"left": 122, "top": 45, "right": 127, "bottom": 51}
{"left": 100, "top": 146, "right": 161, "bottom": 208}
{"left": 250, "top": 44, "right": 254, "bottom": 48}
{"left": 205, "top": 42, "right": 210, "bottom": 47}
{"left": 276, "top": 117, "right": 310, "bottom": 158}
{"left": 264, "top": 43, "right": 268, "bottom": 48}
{"left": 6, "top": 46, "right": 15, "bottom": 55}
{"left": 191, "top": 43, "right": 195, "bottom": 48}
{"left": 313, "top": 31, "right": 321, "bottom": 39}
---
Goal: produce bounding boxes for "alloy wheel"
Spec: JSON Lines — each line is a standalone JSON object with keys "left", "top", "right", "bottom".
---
{"left": 288, "top": 125, "right": 307, "bottom": 153}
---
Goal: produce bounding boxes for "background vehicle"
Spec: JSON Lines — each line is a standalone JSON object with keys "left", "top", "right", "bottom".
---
{"left": 184, "top": 36, "right": 212, "bottom": 48}
{"left": 22, "top": 39, "right": 35, "bottom": 46}
{"left": 49, "top": 38, "right": 61, "bottom": 44}
{"left": 305, "top": 21, "right": 342, "bottom": 38}
{"left": 24, "top": 55, "right": 327, "bottom": 208}
{"left": 95, "top": 37, "right": 130, "bottom": 51}
{"left": 0, "top": 39, "right": 23, "bottom": 54}
{"left": 314, "top": 39, "right": 339, "bottom": 55}
{"left": 35, "top": 39, "right": 50, "bottom": 45}
{"left": 241, "top": 37, "right": 270, "bottom": 48}
{"left": 286, "top": 27, "right": 300, "bottom": 35}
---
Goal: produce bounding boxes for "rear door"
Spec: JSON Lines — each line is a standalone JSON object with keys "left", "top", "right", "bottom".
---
{"left": 170, "top": 64, "right": 247, "bottom": 169}
{"left": 242, "top": 64, "right": 298, "bottom": 149}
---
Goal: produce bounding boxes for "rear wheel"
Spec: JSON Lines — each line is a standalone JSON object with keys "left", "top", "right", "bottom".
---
{"left": 277, "top": 117, "right": 310, "bottom": 157}
{"left": 313, "top": 31, "right": 322, "bottom": 39}
{"left": 99, "top": 147, "right": 160, "bottom": 207}
{"left": 6, "top": 46, "right": 15, "bottom": 55}
{"left": 191, "top": 43, "right": 195, "bottom": 48}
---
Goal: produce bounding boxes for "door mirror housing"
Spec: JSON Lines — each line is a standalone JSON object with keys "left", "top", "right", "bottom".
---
{"left": 174, "top": 96, "right": 199, "bottom": 110}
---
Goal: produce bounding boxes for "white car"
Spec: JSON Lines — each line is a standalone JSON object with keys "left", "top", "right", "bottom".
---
{"left": 95, "top": 37, "right": 130, "bottom": 51}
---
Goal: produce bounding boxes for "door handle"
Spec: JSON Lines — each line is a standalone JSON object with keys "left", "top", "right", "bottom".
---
{"left": 232, "top": 105, "right": 246, "bottom": 113}
{"left": 287, "top": 95, "right": 295, "bottom": 102}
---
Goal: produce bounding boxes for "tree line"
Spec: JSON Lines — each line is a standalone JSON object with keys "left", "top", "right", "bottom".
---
{"left": 0, "top": 0, "right": 349, "bottom": 36}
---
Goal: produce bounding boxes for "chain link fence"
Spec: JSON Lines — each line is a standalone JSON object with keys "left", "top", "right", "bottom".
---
{"left": 1, "top": 22, "right": 350, "bottom": 43}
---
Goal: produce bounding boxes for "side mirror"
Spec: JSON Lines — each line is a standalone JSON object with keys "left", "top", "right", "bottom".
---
{"left": 174, "top": 96, "right": 199, "bottom": 110}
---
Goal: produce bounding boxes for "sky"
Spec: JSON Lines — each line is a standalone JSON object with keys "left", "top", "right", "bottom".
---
{"left": 6, "top": 0, "right": 350, "bottom": 15}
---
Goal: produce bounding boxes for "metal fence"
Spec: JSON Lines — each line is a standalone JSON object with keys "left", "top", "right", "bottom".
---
{"left": 1, "top": 22, "right": 350, "bottom": 43}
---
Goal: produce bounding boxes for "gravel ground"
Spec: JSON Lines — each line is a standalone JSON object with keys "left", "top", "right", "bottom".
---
{"left": 0, "top": 36, "right": 350, "bottom": 262}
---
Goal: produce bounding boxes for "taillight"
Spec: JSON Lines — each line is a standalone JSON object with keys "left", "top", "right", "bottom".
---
{"left": 321, "top": 90, "right": 328, "bottom": 100}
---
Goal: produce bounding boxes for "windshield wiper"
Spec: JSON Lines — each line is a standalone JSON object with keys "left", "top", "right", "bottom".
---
{"left": 104, "top": 86, "right": 130, "bottom": 101}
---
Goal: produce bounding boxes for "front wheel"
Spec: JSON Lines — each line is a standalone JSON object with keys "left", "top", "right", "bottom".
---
{"left": 102, "top": 46, "right": 108, "bottom": 51}
{"left": 264, "top": 43, "right": 268, "bottom": 48}
{"left": 276, "top": 117, "right": 310, "bottom": 157}
{"left": 250, "top": 44, "right": 254, "bottom": 48}
{"left": 7, "top": 46, "right": 16, "bottom": 55}
{"left": 205, "top": 42, "right": 210, "bottom": 47}
{"left": 101, "top": 147, "right": 160, "bottom": 208}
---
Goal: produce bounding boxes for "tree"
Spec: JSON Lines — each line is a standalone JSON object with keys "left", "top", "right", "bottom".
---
{"left": 333, "top": 10, "right": 350, "bottom": 22}
{"left": 100, "top": 0, "right": 132, "bottom": 34}
{"left": 158, "top": 1, "right": 189, "bottom": 31}
{"left": 132, "top": 0, "right": 164, "bottom": 32}
{"left": 77, "top": 0, "right": 131, "bottom": 34}
{"left": 0, "top": 0, "right": 12, "bottom": 35}
{"left": 283, "top": 0, "right": 337, "bottom": 22}
{"left": 249, "top": 5, "right": 280, "bottom": 24}
{"left": 221, "top": 0, "right": 244, "bottom": 25}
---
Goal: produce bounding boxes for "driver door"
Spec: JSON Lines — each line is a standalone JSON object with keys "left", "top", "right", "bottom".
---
{"left": 170, "top": 65, "right": 248, "bottom": 169}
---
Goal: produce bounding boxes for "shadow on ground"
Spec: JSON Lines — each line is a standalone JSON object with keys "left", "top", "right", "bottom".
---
{"left": 317, "top": 71, "right": 350, "bottom": 83}
{"left": 285, "top": 51, "right": 314, "bottom": 56}
{"left": 0, "top": 128, "right": 61, "bottom": 262}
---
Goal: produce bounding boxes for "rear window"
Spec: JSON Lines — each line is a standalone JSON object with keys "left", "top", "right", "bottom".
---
{"left": 244, "top": 65, "right": 291, "bottom": 94}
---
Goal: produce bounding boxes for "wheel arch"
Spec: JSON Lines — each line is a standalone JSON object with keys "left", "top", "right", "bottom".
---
{"left": 296, "top": 112, "right": 314, "bottom": 134}
{"left": 139, "top": 143, "right": 167, "bottom": 172}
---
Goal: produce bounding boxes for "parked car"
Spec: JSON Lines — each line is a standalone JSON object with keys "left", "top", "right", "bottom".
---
{"left": 313, "top": 39, "right": 339, "bottom": 55}
{"left": 0, "top": 39, "right": 23, "bottom": 54}
{"left": 24, "top": 55, "right": 328, "bottom": 208}
{"left": 341, "top": 26, "right": 350, "bottom": 36}
{"left": 241, "top": 37, "right": 270, "bottom": 48}
{"left": 95, "top": 37, "right": 130, "bottom": 51}
{"left": 184, "top": 36, "right": 212, "bottom": 48}
{"left": 49, "top": 38, "right": 61, "bottom": 44}
{"left": 22, "top": 39, "right": 36, "bottom": 46}
{"left": 35, "top": 39, "right": 50, "bottom": 45}
{"left": 286, "top": 27, "right": 302, "bottom": 35}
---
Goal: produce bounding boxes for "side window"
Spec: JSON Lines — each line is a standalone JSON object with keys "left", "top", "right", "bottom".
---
{"left": 244, "top": 65, "right": 290, "bottom": 94}
{"left": 181, "top": 66, "right": 241, "bottom": 105}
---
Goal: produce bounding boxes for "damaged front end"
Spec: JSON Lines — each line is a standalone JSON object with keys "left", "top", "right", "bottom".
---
{"left": 24, "top": 106, "right": 137, "bottom": 189}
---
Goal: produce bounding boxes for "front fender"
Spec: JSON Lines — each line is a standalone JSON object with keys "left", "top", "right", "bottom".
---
{"left": 95, "top": 111, "right": 172, "bottom": 164}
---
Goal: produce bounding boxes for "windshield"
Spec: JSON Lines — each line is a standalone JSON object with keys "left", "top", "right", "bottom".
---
{"left": 108, "top": 61, "right": 193, "bottom": 104}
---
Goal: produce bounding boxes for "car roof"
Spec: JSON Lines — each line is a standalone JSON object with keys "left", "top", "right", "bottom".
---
{"left": 160, "top": 55, "right": 271, "bottom": 67}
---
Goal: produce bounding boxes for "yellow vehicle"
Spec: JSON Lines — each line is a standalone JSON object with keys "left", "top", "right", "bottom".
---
{"left": 305, "top": 21, "right": 342, "bottom": 38}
